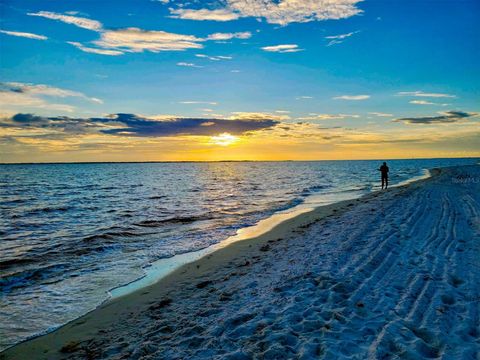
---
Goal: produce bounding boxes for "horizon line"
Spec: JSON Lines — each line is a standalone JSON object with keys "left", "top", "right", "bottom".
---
{"left": 1, "top": 156, "right": 479, "bottom": 165}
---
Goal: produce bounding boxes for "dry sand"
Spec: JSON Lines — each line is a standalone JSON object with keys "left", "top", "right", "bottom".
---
{"left": 2, "top": 165, "right": 479, "bottom": 360}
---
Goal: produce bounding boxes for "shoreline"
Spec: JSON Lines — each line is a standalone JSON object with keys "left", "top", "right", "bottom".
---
{"left": 110, "top": 167, "right": 432, "bottom": 299}
{"left": 1, "top": 187, "right": 371, "bottom": 357}
{"left": 1, "top": 166, "right": 439, "bottom": 359}
{"left": 2, "top": 164, "right": 479, "bottom": 359}
{"left": 0, "top": 166, "right": 431, "bottom": 351}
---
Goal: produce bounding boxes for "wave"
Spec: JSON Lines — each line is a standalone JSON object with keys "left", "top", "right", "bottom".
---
{"left": 0, "top": 263, "right": 68, "bottom": 292}
{"left": 24, "top": 206, "right": 72, "bottom": 215}
{"left": 134, "top": 215, "right": 213, "bottom": 227}
{"left": 0, "top": 198, "right": 33, "bottom": 206}
{"left": 0, "top": 257, "right": 36, "bottom": 270}
{"left": 149, "top": 195, "right": 166, "bottom": 199}
{"left": 82, "top": 230, "right": 139, "bottom": 243}
{"left": 300, "top": 184, "right": 332, "bottom": 195}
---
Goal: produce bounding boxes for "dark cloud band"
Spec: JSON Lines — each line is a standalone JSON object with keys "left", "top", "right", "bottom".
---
{"left": 394, "top": 110, "right": 476, "bottom": 124}
{"left": 4, "top": 113, "right": 279, "bottom": 137}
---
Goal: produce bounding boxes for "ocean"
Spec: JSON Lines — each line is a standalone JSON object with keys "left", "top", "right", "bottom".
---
{"left": 0, "top": 158, "right": 477, "bottom": 350}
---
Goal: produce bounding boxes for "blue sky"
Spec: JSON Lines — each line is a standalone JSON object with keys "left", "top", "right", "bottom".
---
{"left": 0, "top": 0, "right": 479, "bottom": 162}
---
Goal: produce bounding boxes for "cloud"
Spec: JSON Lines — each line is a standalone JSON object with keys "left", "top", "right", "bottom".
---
{"left": 99, "top": 114, "right": 280, "bottom": 136}
{"left": 206, "top": 32, "right": 251, "bottom": 41}
{"left": 325, "top": 31, "right": 359, "bottom": 46}
{"left": 87, "top": 28, "right": 250, "bottom": 54}
{"left": 297, "top": 113, "right": 359, "bottom": 120}
{"left": 168, "top": 0, "right": 363, "bottom": 26}
{"left": 0, "top": 92, "right": 75, "bottom": 113}
{"left": 1, "top": 82, "right": 102, "bottom": 103}
{"left": 410, "top": 100, "right": 434, "bottom": 105}
{"left": 397, "top": 91, "right": 456, "bottom": 98}
{"left": 180, "top": 101, "right": 218, "bottom": 105}
{"left": 10, "top": 114, "right": 45, "bottom": 123}
{"left": 2, "top": 113, "right": 100, "bottom": 134}
{"left": 1, "top": 113, "right": 280, "bottom": 137}
{"left": 27, "top": 11, "right": 102, "bottom": 31}
{"left": 261, "top": 44, "right": 302, "bottom": 53}
{"left": 0, "top": 30, "right": 47, "bottom": 40}
{"left": 200, "top": 121, "right": 215, "bottom": 126}
{"left": 67, "top": 41, "right": 124, "bottom": 56}
{"left": 91, "top": 28, "right": 205, "bottom": 53}
{"left": 0, "top": 82, "right": 102, "bottom": 113}
{"left": 230, "top": 112, "right": 290, "bottom": 121}
{"left": 295, "top": 96, "right": 313, "bottom": 100}
{"left": 393, "top": 110, "right": 476, "bottom": 124}
{"left": 29, "top": 11, "right": 250, "bottom": 55}
{"left": 170, "top": 8, "right": 240, "bottom": 21}
{"left": 195, "top": 54, "right": 233, "bottom": 61}
{"left": 333, "top": 94, "right": 370, "bottom": 100}
{"left": 176, "top": 62, "right": 203, "bottom": 68}
{"left": 409, "top": 100, "right": 449, "bottom": 106}
{"left": 369, "top": 112, "right": 393, "bottom": 117}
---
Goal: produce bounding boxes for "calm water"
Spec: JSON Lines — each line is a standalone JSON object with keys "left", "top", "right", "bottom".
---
{"left": 0, "top": 158, "right": 477, "bottom": 349}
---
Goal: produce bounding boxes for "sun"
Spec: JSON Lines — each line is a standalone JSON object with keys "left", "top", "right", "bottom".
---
{"left": 210, "top": 132, "right": 239, "bottom": 146}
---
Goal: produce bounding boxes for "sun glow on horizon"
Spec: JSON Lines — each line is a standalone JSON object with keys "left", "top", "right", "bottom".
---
{"left": 210, "top": 132, "right": 239, "bottom": 146}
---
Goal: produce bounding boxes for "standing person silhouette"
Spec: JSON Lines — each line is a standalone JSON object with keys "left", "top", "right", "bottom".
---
{"left": 378, "top": 162, "right": 389, "bottom": 189}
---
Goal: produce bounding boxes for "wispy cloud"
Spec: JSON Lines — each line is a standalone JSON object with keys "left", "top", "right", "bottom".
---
{"left": 297, "top": 113, "right": 359, "bottom": 120}
{"left": 397, "top": 91, "right": 456, "bottom": 98}
{"left": 369, "top": 112, "right": 393, "bottom": 117}
{"left": 333, "top": 94, "right": 370, "bottom": 101}
{"left": 393, "top": 110, "right": 476, "bottom": 124}
{"left": 87, "top": 29, "right": 250, "bottom": 54}
{"left": 179, "top": 101, "right": 218, "bottom": 105}
{"left": 195, "top": 54, "right": 233, "bottom": 61}
{"left": 206, "top": 32, "right": 251, "bottom": 41}
{"left": 0, "top": 29, "right": 47, "bottom": 40}
{"left": 409, "top": 100, "right": 449, "bottom": 106}
{"left": 0, "top": 82, "right": 102, "bottom": 113}
{"left": 92, "top": 28, "right": 204, "bottom": 53}
{"left": 295, "top": 96, "right": 313, "bottom": 100}
{"left": 27, "top": 11, "right": 102, "bottom": 31}
{"left": 170, "top": 8, "right": 240, "bottom": 21}
{"left": 230, "top": 112, "right": 290, "bottom": 121}
{"left": 168, "top": 0, "right": 363, "bottom": 26}
{"left": 67, "top": 41, "right": 123, "bottom": 56}
{"left": 261, "top": 44, "right": 302, "bottom": 53}
{"left": 176, "top": 62, "right": 203, "bottom": 68}
{"left": 1, "top": 82, "right": 102, "bottom": 103}
{"left": 325, "top": 31, "right": 359, "bottom": 46}
{"left": 0, "top": 93, "right": 75, "bottom": 113}
{"left": 29, "top": 11, "right": 251, "bottom": 55}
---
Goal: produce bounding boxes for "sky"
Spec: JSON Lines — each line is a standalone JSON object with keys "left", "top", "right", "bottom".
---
{"left": 0, "top": 0, "right": 479, "bottom": 162}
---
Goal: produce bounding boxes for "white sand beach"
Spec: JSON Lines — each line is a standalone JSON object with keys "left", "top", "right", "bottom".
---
{"left": 2, "top": 164, "right": 479, "bottom": 360}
